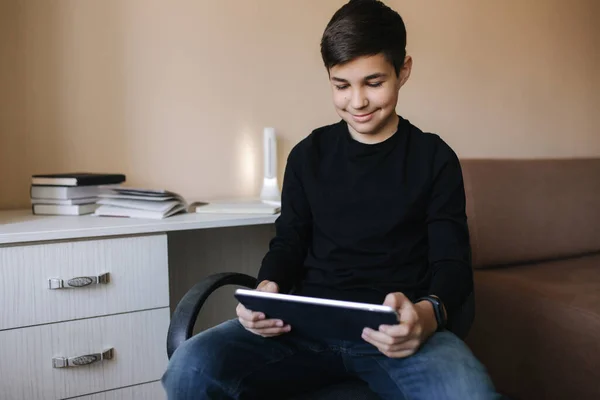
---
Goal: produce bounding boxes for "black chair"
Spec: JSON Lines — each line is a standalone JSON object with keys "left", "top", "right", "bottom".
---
{"left": 166, "top": 272, "right": 475, "bottom": 400}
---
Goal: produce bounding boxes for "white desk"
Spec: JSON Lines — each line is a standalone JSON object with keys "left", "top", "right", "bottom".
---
{"left": 0, "top": 209, "right": 278, "bottom": 245}
{"left": 0, "top": 210, "right": 277, "bottom": 400}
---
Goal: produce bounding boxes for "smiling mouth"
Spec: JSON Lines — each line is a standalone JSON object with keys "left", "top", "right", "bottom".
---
{"left": 352, "top": 111, "right": 374, "bottom": 117}
{"left": 350, "top": 110, "right": 376, "bottom": 123}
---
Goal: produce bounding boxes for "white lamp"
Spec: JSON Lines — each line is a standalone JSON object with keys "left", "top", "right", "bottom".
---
{"left": 259, "top": 127, "right": 281, "bottom": 205}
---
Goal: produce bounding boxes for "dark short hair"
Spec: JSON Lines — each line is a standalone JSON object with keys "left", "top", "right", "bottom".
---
{"left": 320, "top": 0, "right": 407, "bottom": 75}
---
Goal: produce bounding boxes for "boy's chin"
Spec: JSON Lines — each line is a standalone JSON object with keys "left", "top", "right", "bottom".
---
{"left": 345, "top": 120, "right": 381, "bottom": 136}
{"left": 341, "top": 112, "right": 397, "bottom": 138}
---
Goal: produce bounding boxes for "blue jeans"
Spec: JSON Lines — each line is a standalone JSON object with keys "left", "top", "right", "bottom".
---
{"left": 162, "top": 319, "right": 499, "bottom": 400}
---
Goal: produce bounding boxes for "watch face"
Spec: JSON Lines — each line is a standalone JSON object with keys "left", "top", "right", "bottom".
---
{"left": 427, "top": 297, "right": 445, "bottom": 328}
{"left": 417, "top": 296, "right": 446, "bottom": 328}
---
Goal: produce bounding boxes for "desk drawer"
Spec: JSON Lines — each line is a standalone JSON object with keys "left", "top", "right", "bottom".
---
{"left": 0, "top": 308, "right": 169, "bottom": 400}
{"left": 71, "top": 381, "right": 165, "bottom": 400}
{"left": 0, "top": 234, "right": 169, "bottom": 330}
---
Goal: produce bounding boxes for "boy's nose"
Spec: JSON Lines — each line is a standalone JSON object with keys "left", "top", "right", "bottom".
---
{"left": 350, "top": 89, "right": 369, "bottom": 110}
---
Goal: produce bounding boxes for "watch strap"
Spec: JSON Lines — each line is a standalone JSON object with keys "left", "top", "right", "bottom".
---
{"left": 416, "top": 295, "right": 446, "bottom": 331}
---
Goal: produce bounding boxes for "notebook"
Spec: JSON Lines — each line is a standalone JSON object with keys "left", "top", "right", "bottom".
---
{"left": 30, "top": 197, "right": 98, "bottom": 206}
{"left": 32, "top": 203, "right": 99, "bottom": 216}
{"left": 31, "top": 173, "right": 126, "bottom": 187}
{"left": 30, "top": 185, "right": 106, "bottom": 200}
{"left": 194, "top": 199, "right": 280, "bottom": 215}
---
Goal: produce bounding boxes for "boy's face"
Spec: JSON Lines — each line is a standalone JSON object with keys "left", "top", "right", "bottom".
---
{"left": 329, "top": 53, "right": 411, "bottom": 143}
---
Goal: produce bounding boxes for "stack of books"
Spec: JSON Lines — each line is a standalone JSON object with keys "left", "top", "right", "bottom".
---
{"left": 94, "top": 188, "right": 188, "bottom": 219}
{"left": 30, "top": 173, "right": 126, "bottom": 216}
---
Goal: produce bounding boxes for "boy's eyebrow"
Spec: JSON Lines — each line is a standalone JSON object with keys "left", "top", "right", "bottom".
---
{"left": 330, "top": 73, "right": 388, "bottom": 83}
{"left": 331, "top": 76, "right": 349, "bottom": 83}
{"left": 364, "top": 73, "right": 387, "bottom": 80}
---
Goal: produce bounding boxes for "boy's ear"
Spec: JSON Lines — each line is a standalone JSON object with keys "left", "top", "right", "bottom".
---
{"left": 397, "top": 55, "right": 413, "bottom": 90}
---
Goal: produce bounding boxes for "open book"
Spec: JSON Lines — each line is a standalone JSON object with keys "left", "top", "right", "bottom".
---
{"left": 94, "top": 188, "right": 187, "bottom": 219}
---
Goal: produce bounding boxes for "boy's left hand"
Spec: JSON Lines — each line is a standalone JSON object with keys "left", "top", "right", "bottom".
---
{"left": 361, "top": 292, "right": 438, "bottom": 358}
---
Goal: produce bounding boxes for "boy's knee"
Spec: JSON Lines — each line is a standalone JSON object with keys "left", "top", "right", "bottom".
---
{"left": 417, "top": 332, "right": 498, "bottom": 399}
{"left": 161, "top": 333, "right": 230, "bottom": 398}
{"left": 162, "top": 340, "right": 202, "bottom": 390}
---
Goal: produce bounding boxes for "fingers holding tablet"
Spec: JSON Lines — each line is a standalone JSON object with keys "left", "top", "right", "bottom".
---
{"left": 236, "top": 280, "right": 292, "bottom": 337}
{"left": 234, "top": 288, "right": 399, "bottom": 341}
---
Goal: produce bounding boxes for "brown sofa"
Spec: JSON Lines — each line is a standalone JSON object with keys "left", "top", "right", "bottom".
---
{"left": 460, "top": 158, "right": 600, "bottom": 400}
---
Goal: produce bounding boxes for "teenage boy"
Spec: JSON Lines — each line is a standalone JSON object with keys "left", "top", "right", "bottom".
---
{"left": 163, "top": 1, "right": 499, "bottom": 399}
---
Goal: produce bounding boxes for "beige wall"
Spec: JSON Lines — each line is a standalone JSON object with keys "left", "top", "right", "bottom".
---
{"left": 1, "top": 0, "right": 598, "bottom": 210}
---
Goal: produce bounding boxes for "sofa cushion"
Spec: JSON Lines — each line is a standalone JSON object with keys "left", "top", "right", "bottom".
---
{"left": 466, "top": 253, "right": 600, "bottom": 400}
{"left": 461, "top": 158, "right": 600, "bottom": 268}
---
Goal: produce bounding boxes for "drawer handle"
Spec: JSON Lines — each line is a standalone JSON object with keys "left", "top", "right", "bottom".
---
{"left": 53, "top": 348, "right": 114, "bottom": 368}
{"left": 48, "top": 272, "right": 110, "bottom": 290}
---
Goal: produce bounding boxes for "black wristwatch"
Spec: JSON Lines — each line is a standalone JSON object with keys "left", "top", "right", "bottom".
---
{"left": 416, "top": 295, "right": 447, "bottom": 331}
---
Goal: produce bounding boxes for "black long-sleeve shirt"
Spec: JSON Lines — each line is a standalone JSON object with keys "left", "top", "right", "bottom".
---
{"left": 257, "top": 116, "right": 473, "bottom": 314}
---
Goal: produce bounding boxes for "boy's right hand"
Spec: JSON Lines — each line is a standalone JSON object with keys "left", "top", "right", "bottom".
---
{"left": 236, "top": 280, "right": 292, "bottom": 337}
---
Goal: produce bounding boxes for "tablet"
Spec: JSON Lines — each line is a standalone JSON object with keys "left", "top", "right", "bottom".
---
{"left": 234, "top": 289, "right": 399, "bottom": 341}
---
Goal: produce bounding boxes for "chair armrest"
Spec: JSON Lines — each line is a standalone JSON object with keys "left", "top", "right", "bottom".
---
{"left": 166, "top": 272, "right": 257, "bottom": 359}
